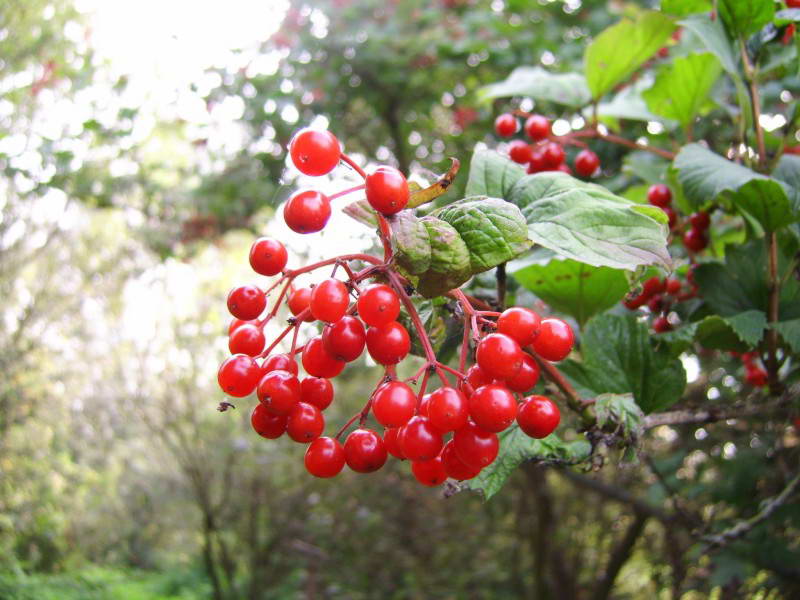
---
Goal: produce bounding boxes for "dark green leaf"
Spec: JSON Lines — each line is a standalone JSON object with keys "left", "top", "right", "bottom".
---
{"left": 726, "top": 310, "right": 769, "bottom": 347}
{"left": 773, "top": 154, "right": 800, "bottom": 192}
{"left": 416, "top": 217, "right": 472, "bottom": 298}
{"left": 771, "top": 319, "right": 800, "bottom": 354}
{"left": 718, "top": 0, "right": 774, "bottom": 38}
{"left": 673, "top": 143, "right": 767, "bottom": 203}
{"left": 729, "top": 178, "right": 798, "bottom": 232}
{"left": 594, "top": 393, "right": 644, "bottom": 440}
{"left": 465, "top": 149, "right": 526, "bottom": 199}
{"left": 477, "top": 66, "right": 592, "bottom": 109}
{"left": 390, "top": 210, "right": 431, "bottom": 275}
{"left": 695, "top": 315, "right": 750, "bottom": 352}
{"left": 643, "top": 53, "right": 722, "bottom": 127}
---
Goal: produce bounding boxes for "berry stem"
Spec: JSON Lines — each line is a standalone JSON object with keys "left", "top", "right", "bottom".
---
{"left": 340, "top": 153, "right": 368, "bottom": 179}
{"left": 529, "top": 350, "right": 595, "bottom": 425}
{"left": 458, "top": 314, "right": 471, "bottom": 375}
{"left": 328, "top": 183, "right": 366, "bottom": 201}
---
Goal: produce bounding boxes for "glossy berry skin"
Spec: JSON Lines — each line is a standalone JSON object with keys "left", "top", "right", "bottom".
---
{"left": 453, "top": 421, "right": 499, "bottom": 469}
{"left": 310, "top": 278, "right": 350, "bottom": 323}
{"left": 508, "top": 140, "right": 533, "bottom": 164}
{"left": 518, "top": 395, "right": 560, "bottom": 438}
{"left": 458, "top": 364, "right": 495, "bottom": 396}
{"left": 227, "top": 285, "right": 266, "bottom": 321}
{"left": 642, "top": 276, "right": 666, "bottom": 298}
{"left": 228, "top": 323, "right": 265, "bottom": 356}
{"left": 218, "top": 354, "right": 261, "bottom": 397}
{"left": 228, "top": 318, "right": 253, "bottom": 335}
{"left": 745, "top": 367, "right": 768, "bottom": 386}
{"left": 494, "top": 113, "right": 518, "bottom": 137}
{"left": 528, "top": 148, "right": 547, "bottom": 173}
{"left": 427, "top": 387, "right": 469, "bottom": 432}
{"left": 287, "top": 287, "right": 314, "bottom": 322}
{"left": 652, "top": 316, "right": 672, "bottom": 333}
{"left": 497, "top": 307, "right": 541, "bottom": 347}
{"left": 541, "top": 142, "right": 566, "bottom": 168}
{"left": 302, "top": 336, "right": 346, "bottom": 378}
{"left": 469, "top": 384, "right": 518, "bottom": 432}
{"left": 344, "top": 428, "right": 388, "bottom": 473}
{"left": 689, "top": 211, "right": 710, "bottom": 230}
{"left": 357, "top": 284, "right": 400, "bottom": 327}
{"left": 304, "top": 437, "right": 345, "bottom": 478}
{"left": 365, "top": 166, "right": 409, "bottom": 215}
{"left": 788, "top": 0, "right": 800, "bottom": 8}
{"left": 532, "top": 318, "right": 574, "bottom": 362}
{"left": 441, "top": 440, "right": 482, "bottom": 481}
{"left": 289, "top": 128, "right": 341, "bottom": 176}
{"left": 683, "top": 228, "right": 708, "bottom": 252}
{"left": 524, "top": 114, "right": 550, "bottom": 141}
{"left": 262, "top": 353, "right": 298, "bottom": 376}
{"left": 574, "top": 149, "right": 600, "bottom": 177}
{"left": 666, "top": 278, "right": 682, "bottom": 295}
{"left": 417, "top": 393, "right": 432, "bottom": 418}
{"left": 284, "top": 190, "right": 331, "bottom": 234}
{"left": 257, "top": 369, "right": 301, "bottom": 415}
{"left": 400, "top": 416, "right": 444, "bottom": 461}
{"left": 251, "top": 403, "right": 288, "bottom": 439}
{"left": 411, "top": 456, "right": 448, "bottom": 487}
{"left": 249, "top": 237, "right": 287, "bottom": 276}
{"left": 476, "top": 333, "right": 523, "bottom": 380}
{"left": 300, "top": 376, "right": 334, "bottom": 411}
{"left": 366, "top": 321, "right": 410, "bottom": 365}
{"left": 383, "top": 427, "right": 405, "bottom": 459}
{"left": 506, "top": 353, "right": 540, "bottom": 393}
{"left": 372, "top": 381, "right": 417, "bottom": 427}
{"left": 323, "top": 316, "right": 366, "bottom": 362}
{"left": 286, "top": 402, "right": 324, "bottom": 443}
{"left": 647, "top": 184, "right": 672, "bottom": 208}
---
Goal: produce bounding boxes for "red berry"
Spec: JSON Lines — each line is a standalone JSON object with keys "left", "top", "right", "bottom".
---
{"left": 257, "top": 369, "right": 301, "bottom": 414}
{"left": 366, "top": 321, "right": 410, "bottom": 365}
{"left": 304, "top": 436, "right": 345, "bottom": 478}
{"left": 344, "top": 428, "right": 388, "bottom": 473}
{"left": 689, "top": 211, "right": 710, "bottom": 230}
{"left": 441, "top": 440, "right": 482, "bottom": 480}
{"left": 227, "top": 285, "right": 266, "bottom": 320}
{"left": 665, "top": 278, "right": 682, "bottom": 295}
{"left": 417, "top": 393, "right": 432, "bottom": 417}
{"left": 574, "top": 149, "right": 600, "bottom": 177}
{"left": 249, "top": 237, "right": 288, "bottom": 276}
{"left": 653, "top": 315, "right": 672, "bottom": 333}
{"left": 517, "top": 395, "right": 560, "bottom": 438}
{"left": 745, "top": 367, "right": 768, "bottom": 387}
{"left": 524, "top": 114, "right": 550, "bottom": 141}
{"left": 322, "top": 315, "right": 366, "bottom": 362}
{"left": 228, "top": 323, "right": 265, "bottom": 356}
{"left": 427, "top": 387, "right": 469, "bottom": 432}
{"left": 787, "top": 0, "right": 800, "bottom": 8}
{"left": 299, "top": 376, "right": 334, "bottom": 411}
{"left": 286, "top": 401, "right": 324, "bottom": 443}
{"left": 647, "top": 184, "right": 672, "bottom": 207}
{"left": 287, "top": 287, "right": 315, "bottom": 322}
{"left": 218, "top": 354, "right": 261, "bottom": 397}
{"left": 497, "top": 307, "right": 541, "bottom": 347}
{"left": 541, "top": 142, "right": 565, "bottom": 168}
{"left": 251, "top": 403, "right": 288, "bottom": 439}
{"left": 642, "top": 276, "right": 666, "bottom": 298}
{"left": 623, "top": 294, "right": 646, "bottom": 310}
{"left": 532, "top": 318, "right": 574, "bottom": 362}
{"left": 284, "top": 189, "right": 332, "bottom": 234}
{"left": 411, "top": 456, "right": 448, "bottom": 487}
{"left": 302, "top": 335, "right": 346, "bottom": 378}
{"left": 647, "top": 294, "right": 665, "bottom": 313}
{"left": 365, "top": 166, "right": 409, "bottom": 216}
{"left": 400, "top": 416, "right": 444, "bottom": 461}
{"left": 506, "top": 353, "right": 540, "bottom": 393}
{"left": 527, "top": 148, "right": 547, "bottom": 173}
{"left": 357, "top": 284, "right": 400, "bottom": 327}
{"left": 452, "top": 421, "right": 499, "bottom": 469}
{"left": 289, "top": 128, "right": 341, "bottom": 176}
{"left": 262, "top": 353, "right": 298, "bottom": 376}
{"left": 683, "top": 228, "right": 708, "bottom": 253}
{"left": 383, "top": 427, "right": 405, "bottom": 459}
{"left": 228, "top": 318, "right": 253, "bottom": 335}
{"left": 508, "top": 140, "right": 534, "bottom": 164}
{"left": 310, "top": 278, "right": 350, "bottom": 323}
{"left": 372, "top": 381, "right": 417, "bottom": 427}
{"left": 494, "top": 113, "right": 519, "bottom": 137}
{"left": 458, "top": 364, "right": 495, "bottom": 397}
{"left": 476, "top": 333, "right": 523, "bottom": 380}
{"left": 557, "top": 163, "right": 572, "bottom": 175}
{"left": 469, "top": 384, "right": 518, "bottom": 432}
{"left": 662, "top": 206, "right": 678, "bottom": 230}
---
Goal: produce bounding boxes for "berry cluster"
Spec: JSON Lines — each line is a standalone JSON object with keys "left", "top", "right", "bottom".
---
{"left": 216, "top": 126, "right": 575, "bottom": 486}
{"left": 732, "top": 351, "right": 768, "bottom": 387}
{"left": 646, "top": 184, "right": 711, "bottom": 254}
{"left": 623, "top": 274, "right": 697, "bottom": 333}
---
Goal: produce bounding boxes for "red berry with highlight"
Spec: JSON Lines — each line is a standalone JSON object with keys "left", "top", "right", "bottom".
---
{"left": 372, "top": 381, "right": 417, "bottom": 427}
{"left": 494, "top": 113, "right": 518, "bottom": 137}
{"left": 302, "top": 336, "right": 346, "bottom": 378}
{"left": 532, "top": 318, "right": 574, "bottom": 362}
{"left": 453, "top": 421, "right": 499, "bottom": 469}
{"left": 310, "top": 278, "right": 349, "bottom": 323}
{"left": 289, "top": 128, "right": 341, "bottom": 176}
{"left": 304, "top": 437, "right": 345, "bottom": 478}
{"left": 508, "top": 140, "right": 533, "bottom": 164}
{"left": 357, "top": 284, "right": 400, "bottom": 327}
{"left": 251, "top": 403, "right": 288, "bottom": 439}
{"left": 344, "top": 428, "right": 388, "bottom": 473}
{"left": 647, "top": 184, "right": 672, "bottom": 207}
{"left": 411, "top": 456, "right": 448, "bottom": 487}
{"left": 574, "top": 149, "right": 600, "bottom": 177}
{"left": 365, "top": 166, "right": 409, "bottom": 216}
{"left": 653, "top": 316, "right": 672, "bottom": 333}
{"left": 227, "top": 285, "right": 266, "bottom": 320}
{"left": 524, "top": 114, "right": 550, "bottom": 141}
{"left": 542, "top": 142, "right": 565, "bottom": 168}
{"left": 323, "top": 315, "right": 366, "bottom": 362}
{"left": 476, "top": 333, "right": 523, "bottom": 380}
{"left": 218, "top": 354, "right": 261, "bottom": 397}
{"left": 383, "top": 427, "right": 405, "bottom": 459}
{"left": 506, "top": 353, "right": 540, "bottom": 393}
{"left": 284, "top": 190, "right": 331, "bottom": 234}
{"left": 366, "top": 321, "right": 410, "bottom": 365}
{"left": 228, "top": 323, "right": 265, "bottom": 356}
{"left": 469, "top": 384, "right": 518, "bottom": 432}
{"left": 286, "top": 402, "right": 324, "bottom": 443}
{"left": 300, "top": 376, "right": 334, "bottom": 411}
{"left": 427, "top": 387, "right": 469, "bottom": 432}
{"left": 497, "top": 307, "right": 541, "bottom": 347}
{"left": 262, "top": 353, "right": 298, "bottom": 376}
{"left": 458, "top": 364, "right": 495, "bottom": 396}
{"left": 288, "top": 287, "right": 314, "bottom": 322}
{"left": 683, "top": 228, "right": 708, "bottom": 252}
{"left": 249, "top": 237, "right": 288, "bottom": 276}
{"left": 517, "top": 395, "right": 560, "bottom": 438}
{"left": 400, "top": 416, "right": 444, "bottom": 461}
{"left": 689, "top": 211, "right": 710, "bottom": 230}
{"left": 441, "top": 440, "right": 482, "bottom": 481}
{"left": 257, "top": 369, "right": 301, "bottom": 415}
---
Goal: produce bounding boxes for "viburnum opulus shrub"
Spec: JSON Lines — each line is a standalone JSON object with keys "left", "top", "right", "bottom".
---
{"left": 217, "top": 1, "right": 800, "bottom": 498}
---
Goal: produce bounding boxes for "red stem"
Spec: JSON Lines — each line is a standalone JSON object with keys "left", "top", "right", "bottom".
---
{"left": 340, "top": 153, "right": 367, "bottom": 179}
{"left": 329, "top": 183, "right": 366, "bottom": 201}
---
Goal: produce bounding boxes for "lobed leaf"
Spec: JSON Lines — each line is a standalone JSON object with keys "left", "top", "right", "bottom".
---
{"left": 477, "top": 66, "right": 592, "bottom": 109}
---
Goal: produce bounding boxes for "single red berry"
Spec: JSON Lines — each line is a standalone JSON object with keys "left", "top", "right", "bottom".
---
{"left": 289, "top": 128, "right": 341, "bottom": 176}
{"left": 249, "top": 237, "right": 288, "bottom": 276}
{"left": 366, "top": 321, "right": 410, "bottom": 365}
{"left": 683, "top": 228, "right": 708, "bottom": 253}
{"left": 228, "top": 318, "right": 253, "bottom": 335}
{"left": 662, "top": 206, "right": 678, "bottom": 230}
{"left": 400, "top": 415, "right": 444, "bottom": 461}
{"left": 741, "top": 351, "right": 759, "bottom": 364}
{"left": 506, "top": 353, "right": 540, "bottom": 393}
{"left": 532, "top": 318, "right": 574, "bottom": 362}
{"left": 310, "top": 278, "right": 349, "bottom": 322}
{"left": 647, "top": 294, "right": 666, "bottom": 313}
{"left": 476, "top": 333, "right": 523, "bottom": 380}
{"left": 228, "top": 323, "right": 265, "bottom": 356}
{"left": 517, "top": 395, "right": 560, "bottom": 438}
{"left": 647, "top": 184, "right": 672, "bottom": 208}
{"left": 227, "top": 285, "right": 266, "bottom": 321}
{"left": 494, "top": 113, "right": 519, "bottom": 137}
{"left": 452, "top": 421, "right": 499, "bottom": 469}
{"left": 287, "top": 287, "right": 315, "bottom": 322}
{"left": 372, "top": 381, "right": 417, "bottom": 428}
{"left": 257, "top": 369, "right": 301, "bottom": 415}
{"left": 657, "top": 46, "right": 669, "bottom": 59}
{"left": 665, "top": 278, "right": 682, "bottom": 295}
{"left": 251, "top": 403, "right": 288, "bottom": 439}
{"left": 641, "top": 276, "right": 666, "bottom": 298}
{"left": 441, "top": 441, "right": 482, "bottom": 481}
{"left": 787, "top": 0, "right": 800, "bottom": 8}
{"left": 218, "top": 354, "right": 261, "bottom": 397}
{"left": 262, "top": 353, "right": 298, "bottom": 376}
{"left": 383, "top": 427, "right": 405, "bottom": 459}
{"left": 783, "top": 22, "right": 797, "bottom": 44}
{"left": 427, "top": 387, "right": 469, "bottom": 432}
{"left": 304, "top": 436, "right": 345, "bottom": 478}
{"left": 653, "top": 315, "right": 673, "bottom": 333}
{"left": 344, "top": 428, "right": 388, "bottom": 473}
{"left": 417, "top": 393, "right": 432, "bottom": 418}
{"left": 300, "top": 376, "right": 334, "bottom": 411}
{"left": 469, "top": 384, "right": 518, "bottom": 432}
{"left": 302, "top": 336, "right": 346, "bottom": 378}
{"left": 497, "top": 307, "right": 541, "bottom": 347}
{"left": 541, "top": 142, "right": 565, "bottom": 168}
{"left": 689, "top": 211, "right": 710, "bottom": 230}
{"left": 458, "top": 364, "right": 495, "bottom": 396}
{"left": 411, "top": 456, "right": 448, "bottom": 487}
{"left": 574, "top": 149, "right": 600, "bottom": 177}
{"left": 322, "top": 315, "right": 366, "bottom": 362}
{"left": 508, "top": 140, "right": 534, "bottom": 164}
{"left": 745, "top": 367, "right": 768, "bottom": 387}
{"left": 623, "top": 294, "right": 646, "bottom": 310}
{"left": 365, "top": 166, "right": 409, "bottom": 216}
{"left": 357, "top": 284, "right": 400, "bottom": 327}
{"left": 528, "top": 148, "right": 547, "bottom": 173}
{"left": 286, "top": 402, "right": 324, "bottom": 443}
{"left": 524, "top": 114, "right": 550, "bottom": 141}
{"left": 284, "top": 189, "right": 331, "bottom": 234}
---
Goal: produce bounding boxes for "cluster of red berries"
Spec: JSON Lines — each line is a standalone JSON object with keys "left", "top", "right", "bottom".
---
{"left": 494, "top": 112, "right": 600, "bottom": 178}
{"left": 646, "top": 184, "right": 711, "bottom": 254}
{"left": 623, "top": 274, "right": 697, "bottom": 333}
{"left": 731, "top": 351, "right": 768, "bottom": 387}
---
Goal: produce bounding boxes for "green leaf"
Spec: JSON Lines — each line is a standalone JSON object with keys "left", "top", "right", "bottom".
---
{"left": 594, "top": 393, "right": 644, "bottom": 440}
{"left": 673, "top": 143, "right": 767, "bottom": 203}
{"left": 661, "top": 0, "right": 712, "bottom": 16}
{"left": 726, "top": 310, "right": 769, "bottom": 347}
{"left": 771, "top": 319, "right": 800, "bottom": 354}
{"left": 595, "top": 78, "right": 668, "bottom": 123}
{"left": 391, "top": 210, "right": 431, "bottom": 275}
{"left": 416, "top": 217, "right": 472, "bottom": 298}
{"left": 465, "top": 149, "right": 526, "bottom": 199}
{"left": 507, "top": 172, "right": 671, "bottom": 271}
{"left": 466, "top": 428, "right": 591, "bottom": 500}
{"left": 730, "top": 179, "right": 798, "bottom": 233}
{"left": 643, "top": 53, "right": 722, "bottom": 127}
{"left": 584, "top": 11, "right": 675, "bottom": 100}
{"left": 695, "top": 315, "right": 749, "bottom": 352}
{"left": 512, "top": 258, "right": 629, "bottom": 326}
{"left": 773, "top": 154, "right": 800, "bottom": 192}
{"left": 477, "top": 66, "right": 592, "bottom": 109}
{"left": 718, "top": 0, "right": 774, "bottom": 38}
{"left": 342, "top": 199, "right": 379, "bottom": 228}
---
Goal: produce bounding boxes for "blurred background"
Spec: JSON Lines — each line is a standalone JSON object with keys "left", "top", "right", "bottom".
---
{"left": 1, "top": 0, "right": 798, "bottom": 598}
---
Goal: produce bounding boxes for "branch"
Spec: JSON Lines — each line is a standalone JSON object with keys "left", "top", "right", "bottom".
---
{"left": 642, "top": 397, "right": 790, "bottom": 429}
{"left": 590, "top": 512, "right": 649, "bottom": 600}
